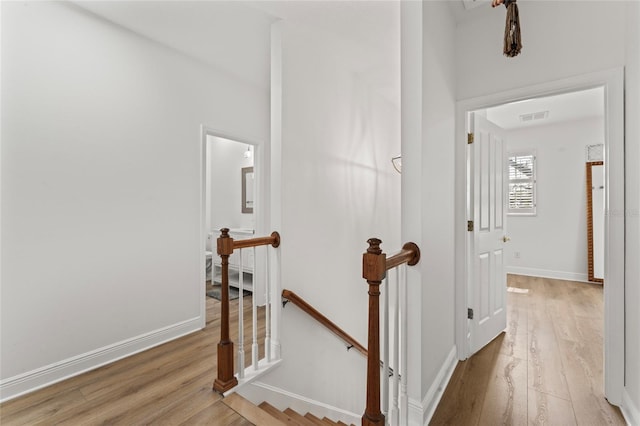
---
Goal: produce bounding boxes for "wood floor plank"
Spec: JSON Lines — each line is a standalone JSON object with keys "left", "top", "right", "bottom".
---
{"left": 429, "top": 337, "right": 499, "bottom": 425}
{"left": 497, "top": 291, "right": 529, "bottom": 360}
{"left": 527, "top": 279, "right": 571, "bottom": 401}
{"left": 528, "top": 389, "right": 577, "bottom": 426}
{"left": 146, "top": 384, "right": 222, "bottom": 425}
{"left": 477, "top": 353, "right": 528, "bottom": 426}
{"left": 556, "top": 337, "right": 625, "bottom": 425}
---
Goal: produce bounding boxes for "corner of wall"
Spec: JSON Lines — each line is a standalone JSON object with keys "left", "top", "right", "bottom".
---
{"left": 404, "top": 345, "right": 458, "bottom": 425}
{"left": 622, "top": 387, "right": 640, "bottom": 426}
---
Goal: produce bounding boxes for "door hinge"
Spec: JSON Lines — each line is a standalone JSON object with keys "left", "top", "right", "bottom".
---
{"left": 468, "top": 308, "right": 474, "bottom": 319}
{"left": 467, "top": 220, "right": 474, "bottom": 232}
{"left": 467, "top": 133, "right": 474, "bottom": 144}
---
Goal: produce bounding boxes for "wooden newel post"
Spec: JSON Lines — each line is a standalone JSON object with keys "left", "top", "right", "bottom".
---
{"left": 362, "top": 238, "right": 386, "bottom": 426}
{"left": 213, "top": 228, "right": 238, "bottom": 393}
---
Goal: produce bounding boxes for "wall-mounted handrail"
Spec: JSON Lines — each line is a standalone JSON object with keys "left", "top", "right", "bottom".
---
{"left": 361, "top": 238, "right": 420, "bottom": 426}
{"left": 282, "top": 289, "right": 368, "bottom": 358}
{"left": 385, "top": 242, "right": 420, "bottom": 271}
{"left": 233, "top": 232, "right": 281, "bottom": 250}
{"left": 213, "top": 228, "right": 281, "bottom": 394}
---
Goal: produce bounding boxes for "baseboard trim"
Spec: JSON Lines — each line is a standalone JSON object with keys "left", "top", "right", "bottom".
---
{"left": 422, "top": 346, "right": 458, "bottom": 425}
{"left": 622, "top": 387, "right": 640, "bottom": 426}
{"left": 406, "top": 346, "right": 458, "bottom": 425}
{"left": 239, "top": 381, "right": 361, "bottom": 425}
{"left": 506, "top": 266, "right": 591, "bottom": 283}
{"left": 0, "top": 317, "right": 202, "bottom": 402}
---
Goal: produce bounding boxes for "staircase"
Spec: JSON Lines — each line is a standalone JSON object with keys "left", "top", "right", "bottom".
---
{"left": 223, "top": 393, "right": 353, "bottom": 426}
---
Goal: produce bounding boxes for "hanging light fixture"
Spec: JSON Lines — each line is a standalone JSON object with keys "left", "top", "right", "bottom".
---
{"left": 391, "top": 156, "right": 402, "bottom": 174}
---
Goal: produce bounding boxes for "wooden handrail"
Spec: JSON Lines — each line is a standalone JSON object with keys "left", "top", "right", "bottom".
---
{"left": 233, "top": 231, "right": 281, "bottom": 250}
{"left": 281, "top": 289, "right": 368, "bottom": 358}
{"left": 213, "top": 227, "right": 280, "bottom": 394}
{"left": 385, "top": 242, "right": 420, "bottom": 271}
{"left": 361, "top": 238, "right": 420, "bottom": 426}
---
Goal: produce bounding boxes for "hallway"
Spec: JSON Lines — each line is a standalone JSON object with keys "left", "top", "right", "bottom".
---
{"left": 430, "top": 275, "right": 625, "bottom": 425}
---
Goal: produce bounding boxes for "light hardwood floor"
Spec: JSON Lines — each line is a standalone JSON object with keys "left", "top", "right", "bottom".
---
{"left": 2, "top": 276, "right": 626, "bottom": 425}
{"left": 430, "top": 274, "right": 625, "bottom": 425}
{"left": 0, "top": 290, "right": 264, "bottom": 425}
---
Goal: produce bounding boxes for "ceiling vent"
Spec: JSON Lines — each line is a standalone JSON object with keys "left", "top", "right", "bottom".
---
{"left": 519, "top": 111, "right": 549, "bottom": 123}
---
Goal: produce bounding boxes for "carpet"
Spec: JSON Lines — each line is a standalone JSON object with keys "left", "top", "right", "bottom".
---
{"left": 207, "top": 285, "right": 252, "bottom": 301}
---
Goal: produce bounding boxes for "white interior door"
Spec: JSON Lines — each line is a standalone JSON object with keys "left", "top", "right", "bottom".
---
{"left": 468, "top": 113, "right": 508, "bottom": 355}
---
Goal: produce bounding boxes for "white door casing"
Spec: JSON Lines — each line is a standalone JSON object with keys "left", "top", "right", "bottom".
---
{"left": 468, "top": 113, "right": 508, "bottom": 355}
{"left": 455, "top": 68, "right": 624, "bottom": 405}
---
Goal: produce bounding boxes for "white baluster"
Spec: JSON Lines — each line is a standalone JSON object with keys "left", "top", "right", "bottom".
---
{"left": 265, "top": 247, "right": 271, "bottom": 362}
{"left": 382, "top": 275, "right": 389, "bottom": 421}
{"left": 252, "top": 246, "right": 259, "bottom": 370}
{"left": 390, "top": 267, "right": 400, "bottom": 425}
{"left": 399, "top": 264, "right": 408, "bottom": 424}
{"left": 237, "top": 249, "right": 245, "bottom": 378}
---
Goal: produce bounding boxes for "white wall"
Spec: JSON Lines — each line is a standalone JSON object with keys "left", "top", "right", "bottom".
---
{"left": 456, "top": 1, "right": 626, "bottom": 99}
{"left": 624, "top": 1, "right": 640, "bottom": 421}
{"left": 0, "top": 1, "right": 269, "bottom": 399}
{"left": 419, "top": 1, "right": 457, "bottom": 420}
{"left": 505, "top": 117, "right": 605, "bottom": 282}
{"left": 401, "top": 1, "right": 457, "bottom": 422}
{"left": 456, "top": 0, "right": 639, "bottom": 419}
{"left": 257, "top": 19, "right": 401, "bottom": 416}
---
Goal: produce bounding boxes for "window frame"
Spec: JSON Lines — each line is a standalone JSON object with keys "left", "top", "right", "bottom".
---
{"left": 507, "top": 151, "right": 537, "bottom": 216}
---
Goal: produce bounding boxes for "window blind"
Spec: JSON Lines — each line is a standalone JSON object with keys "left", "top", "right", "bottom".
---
{"left": 508, "top": 153, "right": 536, "bottom": 214}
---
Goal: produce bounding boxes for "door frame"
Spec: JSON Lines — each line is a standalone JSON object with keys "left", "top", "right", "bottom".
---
{"left": 454, "top": 68, "right": 625, "bottom": 405}
{"left": 199, "top": 126, "right": 264, "bottom": 329}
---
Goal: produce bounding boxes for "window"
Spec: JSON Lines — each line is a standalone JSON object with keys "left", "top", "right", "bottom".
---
{"left": 508, "top": 152, "right": 536, "bottom": 215}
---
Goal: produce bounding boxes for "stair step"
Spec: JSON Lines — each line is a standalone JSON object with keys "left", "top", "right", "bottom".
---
{"left": 283, "top": 408, "right": 318, "bottom": 426}
{"left": 304, "top": 412, "right": 329, "bottom": 425}
{"left": 222, "top": 393, "right": 287, "bottom": 426}
{"left": 322, "top": 417, "right": 339, "bottom": 425}
{"left": 259, "top": 401, "right": 297, "bottom": 424}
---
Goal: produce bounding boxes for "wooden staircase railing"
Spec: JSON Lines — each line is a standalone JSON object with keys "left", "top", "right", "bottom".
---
{"left": 281, "top": 289, "right": 367, "bottom": 357}
{"left": 213, "top": 227, "right": 281, "bottom": 394}
{"left": 361, "top": 238, "right": 420, "bottom": 426}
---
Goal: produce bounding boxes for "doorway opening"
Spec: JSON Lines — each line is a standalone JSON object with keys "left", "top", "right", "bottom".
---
{"left": 455, "top": 69, "right": 625, "bottom": 406}
{"left": 200, "top": 128, "right": 265, "bottom": 328}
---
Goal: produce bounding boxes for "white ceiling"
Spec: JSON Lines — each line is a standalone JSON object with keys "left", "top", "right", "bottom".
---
{"left": 71, "top": 0, "right": 602, "bottom": 129}
{"left": 486, "top": 87, "right": 605, "bottom": 130}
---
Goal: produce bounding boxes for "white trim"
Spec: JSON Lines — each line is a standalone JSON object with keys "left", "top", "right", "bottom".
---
{"left": 222, "top": 358, "right": 283, "bottom": 397}
{"left": 506, "top": 267, "right": 591, "bottom": 283}
{"left": 455, "top": 68, "right": 625, "bottom": 404}
{"left": 404, "top": 346, "right": 458, "bottom": 425}
{"left": 0, "top": 317, "right": 201, "bottom": 402}
{"left": 238, "top": 381, "right": 361, "bottom": 425}
{"left": 622, "top": 388, "right": 640, "bottom": 426}
{"left": 422, "top": 346, "right": 458, "bottom": 425}
{"left": 407, "top": 397, "right": 425, "bottom": 426}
